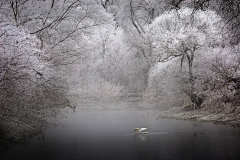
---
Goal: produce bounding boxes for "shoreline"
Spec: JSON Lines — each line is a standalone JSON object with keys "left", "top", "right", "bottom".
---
{"left": 157, "top": 107, "right": 240, "bottom": 128}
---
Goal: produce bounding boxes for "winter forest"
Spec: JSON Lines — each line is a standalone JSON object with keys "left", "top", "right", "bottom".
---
{"left": 0, "top": 0, "right": 240, "bottom": 143}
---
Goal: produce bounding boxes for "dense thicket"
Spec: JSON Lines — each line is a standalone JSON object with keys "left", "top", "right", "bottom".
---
{"left": 0, "top": 0, "right": 110, "bottom": 140}
{"left": 95, "top": 0, "right": 240, "bottom": 109}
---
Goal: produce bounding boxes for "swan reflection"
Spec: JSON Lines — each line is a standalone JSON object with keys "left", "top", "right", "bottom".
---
{"left": 134, "top": 133, "right": 148, "bottom": 141}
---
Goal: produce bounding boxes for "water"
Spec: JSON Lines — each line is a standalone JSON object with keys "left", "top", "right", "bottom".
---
{"left": 1, "top": 108, "right": 240, "bottom": 160}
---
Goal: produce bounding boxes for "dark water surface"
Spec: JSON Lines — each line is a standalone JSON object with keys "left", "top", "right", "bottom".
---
{"left": 1, "top": 109, "right": 240, "bottom": 160}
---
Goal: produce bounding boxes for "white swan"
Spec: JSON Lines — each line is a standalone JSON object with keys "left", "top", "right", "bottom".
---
{"left": 134, "top": 128, "right": 149, "bottom": 134}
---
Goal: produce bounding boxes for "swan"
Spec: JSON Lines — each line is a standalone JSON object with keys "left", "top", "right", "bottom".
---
{"left": 134, "top": 128, "right": 149, "bottom": 134}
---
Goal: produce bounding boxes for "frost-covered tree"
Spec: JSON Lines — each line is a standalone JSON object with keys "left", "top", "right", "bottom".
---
{"left": 0, "top": 1, "right": 74, "bottom": 140}
{"left": 147, "top": 8, "right": 223, "bottom": 108}
{"left": 195, "top": 47, "right": 240, "bottom": 108}
{"left": 69, "top": 23, "right": 150, "bottom": 99}
{"left": 182, "top": 0, "right": 240, "bottom": 45}
{"left": 0, "top": 23, "right": 70, "bottom": 138}
{"left": 66, "top": 25, "right": 125, "bottom": 99}
{"left": 1, "top": 0, "right": 111, "bottom": 65}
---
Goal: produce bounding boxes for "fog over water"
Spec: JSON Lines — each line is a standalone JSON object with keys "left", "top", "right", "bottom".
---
{"left": 1, "top": 106, "right": 240, "bottom": 160}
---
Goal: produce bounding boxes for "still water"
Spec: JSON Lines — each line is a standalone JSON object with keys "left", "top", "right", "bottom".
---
{"left": 1, "top": 108, "right": 240, "bottom": 160}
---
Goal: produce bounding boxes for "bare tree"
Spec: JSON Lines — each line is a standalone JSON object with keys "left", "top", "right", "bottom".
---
{"left": 197, "top": 48, "right": 240, "bottom": 107}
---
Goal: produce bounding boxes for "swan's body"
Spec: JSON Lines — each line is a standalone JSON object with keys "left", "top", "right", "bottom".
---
{"left": 134, "top": 128, "right": 149, "bottom": 134}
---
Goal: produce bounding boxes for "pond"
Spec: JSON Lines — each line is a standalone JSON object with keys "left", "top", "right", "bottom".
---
{"left": 1, "top": 108, "right": 240, "bottom": 160}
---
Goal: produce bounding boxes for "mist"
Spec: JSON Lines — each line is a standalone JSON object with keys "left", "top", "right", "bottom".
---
{"left": 1, "top": 0, "right": 240, "bottom": 159}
